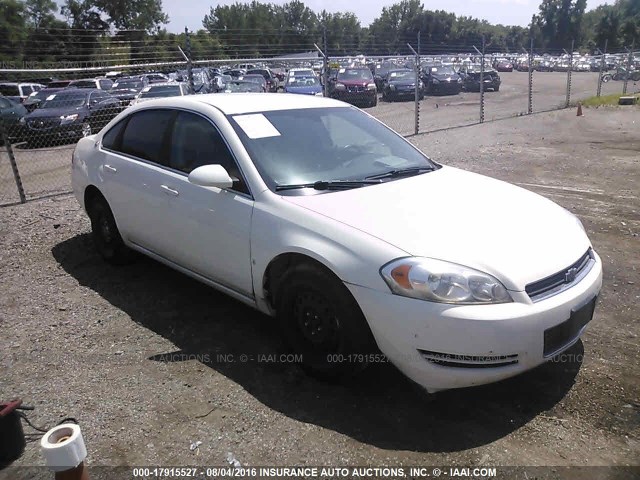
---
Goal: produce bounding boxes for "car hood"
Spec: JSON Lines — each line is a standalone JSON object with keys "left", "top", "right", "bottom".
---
{"left": 26, "top": 106, "right": 86, "bottom": 118}
{"left": 282, "top": 166, "right": 590, "bottom": 291}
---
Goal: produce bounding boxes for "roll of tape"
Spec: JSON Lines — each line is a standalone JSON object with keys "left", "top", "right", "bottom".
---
{"left": 40, "top": 423, "right": 87, "bottom": 472}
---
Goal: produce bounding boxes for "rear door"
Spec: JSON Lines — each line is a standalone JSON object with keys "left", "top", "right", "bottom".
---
{"left": 99, "top": 109, "right": 177, "bottom": 256}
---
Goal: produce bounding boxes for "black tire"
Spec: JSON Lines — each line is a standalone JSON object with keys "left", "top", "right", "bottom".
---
{"left": 494, "top": 85, "right": 500, "bottom": 92}
{"left": 88, "top": 195, "right": 135, "bottom": 265}
{"left": 370, "top": 96, "right": 378, "bottom": 107}
{"left": 276, "top": 263, "right": 377, "bottom": 381}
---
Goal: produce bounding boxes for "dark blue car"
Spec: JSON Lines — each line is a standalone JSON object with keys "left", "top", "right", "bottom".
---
{"left": 283, "top": 75, "right": 323, "bottom": 96}
{"left": 381, "top": 69, "right": 424, "bottom": 102}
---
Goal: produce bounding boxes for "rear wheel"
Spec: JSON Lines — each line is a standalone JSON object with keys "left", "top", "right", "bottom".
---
{"left": 88, "top": 195, "right": 135, "bottom": 265}
{"left": 276, "top": 263, "right": 377, "bottom": 381}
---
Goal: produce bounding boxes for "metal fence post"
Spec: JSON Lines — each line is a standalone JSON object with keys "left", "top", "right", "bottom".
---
{"left": 407, "top": 42, "right": 420, "bottom": 135}
{"left": 528, "top": 38, "right": 534, "bottom": 114}
{"left": 473, "top": 37, "right": 486, "bottom": 123}
{"left": 1, "top": 123, "right": 26, "bottom": 204}
{"left": 623, "top": 41, "right": 634, "bottom": 95}
{"left": 597, "top": 39, "right": 607, "bottom": 98}
{"left": 565, "top": 40, "right": 574, "bottom": 108}
{"left": 323, "top": 26, "right": 329, "bottom": 98}
{"left": 185, "top": 27, "right": 194, "bottom": 94}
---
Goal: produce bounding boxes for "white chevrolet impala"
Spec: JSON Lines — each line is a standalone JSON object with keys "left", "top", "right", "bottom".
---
{"left": 72, "top": 93, "right": 602, "bottom": 392}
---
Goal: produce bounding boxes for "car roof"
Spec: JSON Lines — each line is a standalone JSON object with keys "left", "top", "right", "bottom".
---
{"left": 134, "top": 93, "right": 347, "bottom": 115}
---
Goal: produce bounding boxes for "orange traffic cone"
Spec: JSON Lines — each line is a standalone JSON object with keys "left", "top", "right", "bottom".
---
{"left": 577, "top": 102, "right": 584, "bottom": 117}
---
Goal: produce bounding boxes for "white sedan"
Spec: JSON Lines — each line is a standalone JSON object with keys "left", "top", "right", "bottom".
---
{"left": 72, "top": 93, "right": 602, "bottom": 392}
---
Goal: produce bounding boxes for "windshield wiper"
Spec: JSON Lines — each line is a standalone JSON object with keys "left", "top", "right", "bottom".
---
{"left": 365, "top": 166, "right": 435, "bottom": 180}
{"left": 275, "top": 180, "right": 381, "bottom": 192}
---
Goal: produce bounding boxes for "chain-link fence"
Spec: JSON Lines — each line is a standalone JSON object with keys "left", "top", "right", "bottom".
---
{"left": 1, "top": 28, "right": 639, "bottom": 206}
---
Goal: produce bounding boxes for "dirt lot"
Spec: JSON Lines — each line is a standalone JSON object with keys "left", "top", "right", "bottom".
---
{"left": 0, "top": 105, "right": 638, "bottom": 479}
{"left": 0, "top": 71, "right": 635, "bottom": 206}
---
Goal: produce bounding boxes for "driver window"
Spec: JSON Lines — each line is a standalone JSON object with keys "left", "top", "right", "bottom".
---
{"left": 169, "top": 111, "right": 249, "bottom": 194}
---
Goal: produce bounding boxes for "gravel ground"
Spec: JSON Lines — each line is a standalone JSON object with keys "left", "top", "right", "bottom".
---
{"left": 0, "top": 107, "right": 638, "bottom": 478}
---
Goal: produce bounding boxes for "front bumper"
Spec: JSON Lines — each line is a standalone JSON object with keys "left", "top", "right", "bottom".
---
{"left": 347, "top": 252, "right": 603, "bottom": 392}
{"left": 429, "top": 82, "right": 462, "bottom": 94}
{"left": 332, "top": 90, "right": 377, "bottom": 105}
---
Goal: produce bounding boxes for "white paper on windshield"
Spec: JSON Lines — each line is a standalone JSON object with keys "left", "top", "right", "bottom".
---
{"left": 46, "top": 94, "right": 56, "bottom": 101}
{"left": 233, "top": 114, "right": 281, "bottom": 139}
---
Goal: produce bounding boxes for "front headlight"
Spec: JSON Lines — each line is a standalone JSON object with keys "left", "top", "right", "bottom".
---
{"left": 60, "top": 114, "right": 79, "bottom": 124}
{"left": 19, "top": 117, "right": 26, "bottom": 125}
{"left": 380, "top": 257, "right": 512, "bottom": 304}
{"left": 335, "top": 82, "right": 346, "bottom": 91}
{"left": 367, "top": 83, "right": 376, "bottom": 90}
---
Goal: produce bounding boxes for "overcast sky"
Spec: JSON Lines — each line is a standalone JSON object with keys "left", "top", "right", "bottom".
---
{"left": 162, "top": 0, "right": 614, "bottom": 32}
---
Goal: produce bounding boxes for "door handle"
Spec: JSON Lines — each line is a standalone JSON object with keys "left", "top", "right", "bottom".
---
{"left": 104, "top": 164, "right": 117, "bottom": 173}
{"left": 160, "top": 184, "right": 179, "bottom": 196}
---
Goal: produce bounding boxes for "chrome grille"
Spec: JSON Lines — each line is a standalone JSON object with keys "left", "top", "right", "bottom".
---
{"left": 526, "top": 249, "right": 594, "bottom": 302}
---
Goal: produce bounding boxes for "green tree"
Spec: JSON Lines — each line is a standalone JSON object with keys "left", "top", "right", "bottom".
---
{"left": 24, "top": 0, "right": 56, "bottom": 29}
{"left": 0, "top": 0, "right": 27, "bottom": 63}
{"left": 93, "top": 0, "right": 168, "bottom": 32}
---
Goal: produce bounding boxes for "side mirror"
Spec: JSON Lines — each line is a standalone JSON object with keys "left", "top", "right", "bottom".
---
{"left": 188, "top": 164, "right": 234, "bottom": 189}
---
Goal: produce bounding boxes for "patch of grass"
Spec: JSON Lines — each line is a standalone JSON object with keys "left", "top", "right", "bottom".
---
{"left": 577, "top": 93, "right": 638, "bottom": 107}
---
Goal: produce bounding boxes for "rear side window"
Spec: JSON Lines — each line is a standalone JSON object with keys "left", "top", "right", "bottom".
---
{"left": 101, "top": 119, "right": 127, "bottom": 150}
{"left": 0, "top": 85, "right": 19, "bottom": 96}
{"left": 99, "top": 79, "right": 113, "bottom": 90}
{"left": 119, "top": 110, "right": 175, "bottom": 164}
{"left": 21, "top": 85, "right": 34, "bottom": 96}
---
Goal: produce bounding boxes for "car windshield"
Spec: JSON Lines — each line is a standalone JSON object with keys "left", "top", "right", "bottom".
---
{"left": 228, "top": 107, "right": 437, "bottom": 192}
{"left": 41, "top": 93, "right": 87, "bottom": 108}
{"left": 0, "top": 85, "right": 20, "bottom": 96}
{"left": 140, "top": 85, "right": 181, "bottom": 98}
{"left": 287, "top": 76, "right": 319, "bottom": 87}
{"left": 388, "top": 70, "right": 414, "bottom": 80}
{"left": 430, "top": 66, "right": 456, "bottom": 75}
{"left": 113, "top": 80, "right": 143, "bottom": 90}
{"left": 337, "top": 69, "right": 373, "bottom": 81}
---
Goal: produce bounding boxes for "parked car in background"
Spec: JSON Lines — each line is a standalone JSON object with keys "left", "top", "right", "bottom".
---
{"left": 536, "top": 60, "right": 554, "bottom": 72}
{"left": 373, "top": 61, "right": 397, "bottom": 90}
{"left": 283, "top": 75, "right": 323, "bottom": 96}
{"left": 246, "top": 68, "right": 278, "bottom": 92}
{"left": 142, "top": 72, "right": 170, "bottom": 84}
{"left": 240, "top": 74, "right": 268, "bottom": 92}
{"left": 0, "top": 82, "right": 45, "bottom": 103}
{"left": 109, "top": 77, "right": 149, "bottom": 107}
{"left": 23, "top": 87, "right": 65, "bottom": 112}
{"left": 421, "top": 65, "right": 463, "bottom": 95}
{"left": 381, "top": 69, "right": 423, "bottom": 102}
{"left": 330, "top": 67, "right": 377, "bottom": 108}
{"left": 72, "top": 93, "right": 603, "bottom": 394}
{"left": 223, "top": 69, "right": 246, "bottom": 79}
{"left": 494, "top": 60, "right": 514, "bottom": 72}
{"left": 131, "top": 83, "right": 189, "bottom": 105}
{"left": 69, "top": 78, "right": 114, "bottom": 90}
{"left": 0, "top": 95, "right": 27, "bottom": 142}
{"left": 19, "top": 89, "right": 120, "bottom": 147}
{"left": 458, "top": 65, "right": 501, "bottom": 92}
{"left": 212, "top": 74, "right": 232, "bottom": 92}
{"left": 223, "top": 80, "right": 264, "bottom": 93}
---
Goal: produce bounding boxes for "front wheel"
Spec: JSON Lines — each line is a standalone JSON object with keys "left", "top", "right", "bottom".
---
{"left": 276, "top": 263, "right": 377, "bottom": 381}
